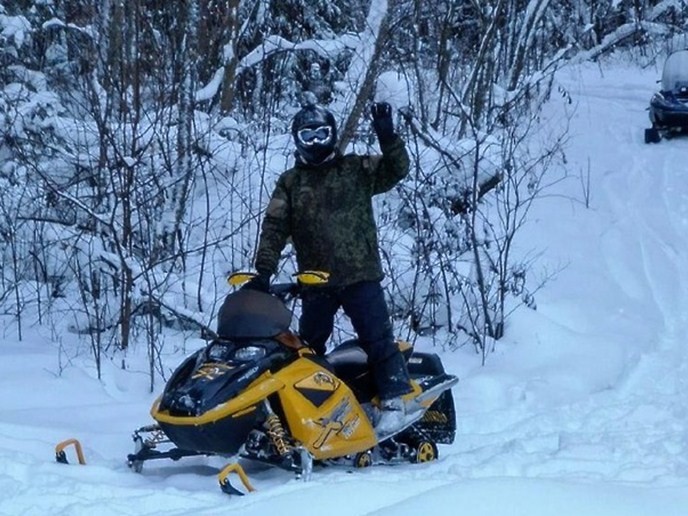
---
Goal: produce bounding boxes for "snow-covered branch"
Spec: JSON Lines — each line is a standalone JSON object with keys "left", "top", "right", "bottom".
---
{"left": 573, "top": 22, "right": 670, "bottom": 63}
{"left": 195, "top": 33, "right": 359, "bottom": 102}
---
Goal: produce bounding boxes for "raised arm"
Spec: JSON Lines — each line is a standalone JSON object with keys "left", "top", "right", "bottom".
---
{"left": 368, "top": 102, "right": 409, "bottom": 194}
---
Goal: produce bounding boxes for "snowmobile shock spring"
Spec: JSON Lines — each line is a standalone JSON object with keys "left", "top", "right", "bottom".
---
{"left": 265, "top": 413, "right": 292, "bottom": 456}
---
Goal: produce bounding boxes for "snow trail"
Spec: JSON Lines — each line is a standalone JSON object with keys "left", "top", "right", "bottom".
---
{"left": 445, "top": 61, "right": 688, "bottom": 489}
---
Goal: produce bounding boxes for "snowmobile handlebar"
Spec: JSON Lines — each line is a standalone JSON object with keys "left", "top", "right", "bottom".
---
{"left": 228, "top": 270, "right": 330, "bottom": 303}
{"left": 268, "top": 282, "right": 300, "bottom": 302}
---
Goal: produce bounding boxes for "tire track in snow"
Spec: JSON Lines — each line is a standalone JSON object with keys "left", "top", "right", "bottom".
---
{"left": 443, "top": 63, "right": 688, "bottom": 485}
{"left": 568, "top": 67, "right": 688, "bottom": 478}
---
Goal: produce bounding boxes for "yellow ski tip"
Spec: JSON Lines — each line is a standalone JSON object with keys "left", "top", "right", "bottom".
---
{"left": 218, "top": 462, "right": 256, "bottom": 495}
{"left": 55, "top": 438, "right": 86, "bottom": 465}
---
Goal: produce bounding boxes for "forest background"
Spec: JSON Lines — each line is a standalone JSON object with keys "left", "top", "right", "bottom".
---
{"left": 0, "top": 0, "right": 686, "bottom": 389}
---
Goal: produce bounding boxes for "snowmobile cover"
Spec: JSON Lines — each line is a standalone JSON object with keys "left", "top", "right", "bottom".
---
{"left": 661, "top": 50, "right": 688, "bottom": 92}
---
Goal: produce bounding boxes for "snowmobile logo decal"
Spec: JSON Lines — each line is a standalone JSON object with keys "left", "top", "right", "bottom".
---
{"left": 191, "top": 362, "right": 234, "bottom": 381}
{"left": 295, "top": 371, "right": 339, "bottom": 392}
{"left": 313, "top": 372, "right": 336, "bottom": 388}
{"left": 313, "top": 396, "right": 360, "bottom": 449}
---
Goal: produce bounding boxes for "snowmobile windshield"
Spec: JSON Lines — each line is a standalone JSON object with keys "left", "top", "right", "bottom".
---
{"left": 216, "top": 289, "right": 292, "bottom": 339}
{"left": 661, "top": 50, "right": 688, "bottom": 92}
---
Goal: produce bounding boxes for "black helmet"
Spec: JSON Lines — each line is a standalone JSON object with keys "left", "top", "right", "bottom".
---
{"left": 291, "top": 105, "right": 338, "bottom": 164}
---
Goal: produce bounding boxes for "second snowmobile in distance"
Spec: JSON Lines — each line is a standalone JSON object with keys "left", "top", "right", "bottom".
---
{"left": 645, "top": 49, "right": 688, "bottom": 143}
{"left": 127, "top": 271, "right": 458, "bottom": 494}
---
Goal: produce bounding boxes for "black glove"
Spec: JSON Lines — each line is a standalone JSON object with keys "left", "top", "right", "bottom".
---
{"left": 371, "top": 102, "right": 396, "bottom": 145}
{"left": 241, "top": 271, "right": 271, "bottom": 293}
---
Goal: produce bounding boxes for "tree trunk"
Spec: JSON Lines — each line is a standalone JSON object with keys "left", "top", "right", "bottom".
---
{"left": 338, "top": 0, "right": 394, "bottom": 151}
{"left": 220, "top": 0, "right": 242, "bottom": 113}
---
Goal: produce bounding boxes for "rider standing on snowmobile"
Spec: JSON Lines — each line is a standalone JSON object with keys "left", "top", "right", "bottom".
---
{"left": 244, "top": 101, "right": 414, "bottom": 437}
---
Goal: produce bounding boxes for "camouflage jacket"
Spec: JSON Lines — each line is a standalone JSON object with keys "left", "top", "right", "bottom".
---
{"left": 255, "top": 137, "right": 409, "bottom": 286}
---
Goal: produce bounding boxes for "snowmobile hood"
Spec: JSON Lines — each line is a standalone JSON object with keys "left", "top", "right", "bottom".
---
{"left": 217, "top": 290, "right": 292, "bottom": 339}
{"left": 157, "top": 339, "right": 293, "bottom": 418}
{"left": 650, "top": 90, "right": 688, "bottom": 115}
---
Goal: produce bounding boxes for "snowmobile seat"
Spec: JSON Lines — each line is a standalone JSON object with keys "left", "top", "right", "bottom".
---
{"left": 326, "top": 339, "right": 369, "bottom": 380}
{"left": 324, "top": 340, "right": 378, "bottom": 401}
{"left": 325, "top": 339, "right": 415, "bottom": 383}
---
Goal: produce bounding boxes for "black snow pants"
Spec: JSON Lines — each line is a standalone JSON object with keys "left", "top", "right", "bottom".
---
{"left": 299, "top": 280, "right": 413, "bottom": 400}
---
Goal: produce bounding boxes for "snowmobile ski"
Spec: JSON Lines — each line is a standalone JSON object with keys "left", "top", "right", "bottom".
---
{"left": 55, "top": 438, "right": 86, "bottom": 465}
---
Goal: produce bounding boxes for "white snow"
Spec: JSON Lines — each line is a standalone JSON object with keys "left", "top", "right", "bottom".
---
{"left": 374, "top": 71, "right": 413, "bottom": 111}
{"left": 0, "top": 14, "right": 32, "bottom": 49}
{"left": 2, "top": 57, "right": 688, "bottom": 515}
{"left": 195, "top": 67, "right": 225, "bottom": 103}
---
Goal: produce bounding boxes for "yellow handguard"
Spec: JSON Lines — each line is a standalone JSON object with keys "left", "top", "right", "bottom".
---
{"left": 227, "top": 271, "right": 257, "bottom": 286}
{"left": 293, "top": 271, "right": 330, "bottom": 285}
{"left": 227, "top": 270, "right": 330, "bottom": 287}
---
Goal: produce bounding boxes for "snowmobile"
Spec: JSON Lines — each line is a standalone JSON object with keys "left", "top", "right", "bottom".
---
{"left": 645, "top": 49, "right": 688, "bottom": 143}
{"left": 125, "top": 272, "right": 458, "bottom": 494}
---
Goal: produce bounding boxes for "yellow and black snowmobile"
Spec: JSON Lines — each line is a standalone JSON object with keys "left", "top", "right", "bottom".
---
{"left": 126, "top": 272, "right": 458, "bottom": 494}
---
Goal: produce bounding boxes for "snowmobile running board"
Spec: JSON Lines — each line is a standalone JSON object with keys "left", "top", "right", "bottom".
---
{"left": 218, "top": 462, "right": 256, "bottom": 495}
{"left": 127, "top": 445, "right": 207, "bottom": 464}
{"left": 55, "top": 438, "right": 86, "bottom": 465}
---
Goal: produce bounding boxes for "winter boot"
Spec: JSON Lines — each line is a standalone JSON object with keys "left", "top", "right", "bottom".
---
{"left": 375, "top": 397, "right": 422, "bottom": 440}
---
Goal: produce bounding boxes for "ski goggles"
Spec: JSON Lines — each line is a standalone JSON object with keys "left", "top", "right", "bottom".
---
{"left": 297, "top": 125, "right": 333, "bottom": 146}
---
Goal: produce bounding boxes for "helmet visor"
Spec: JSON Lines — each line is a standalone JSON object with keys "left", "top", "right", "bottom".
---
{"left": 297, "top": 125, "right": 333, "bottom": 146}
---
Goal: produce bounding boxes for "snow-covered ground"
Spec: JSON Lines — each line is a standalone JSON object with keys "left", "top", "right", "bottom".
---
{"left": 2, "top": 58, "right": 688, "bottom": 515}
